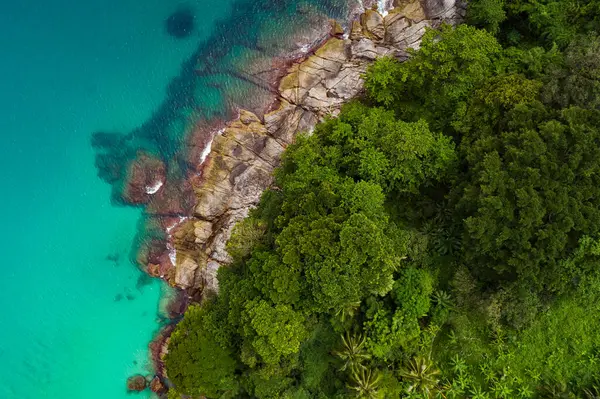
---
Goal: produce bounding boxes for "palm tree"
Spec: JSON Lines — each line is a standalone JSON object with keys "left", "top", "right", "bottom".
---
{"left": 335, "top": 301, "right": 361, "bottom": 323}
{"left": 333, "top": 332, "right": 371, "bottom": 371}
{"left": 348, "top": 366, "right": 382, "bottom": 399}
{"left": 583, "top": 384, "right": 600, "bottom": 399}
{"left": 400, "top": 356, "right": 441, "bottom": 398}
{"left": 432, "top": 290, "right": 453, "bottom": 311}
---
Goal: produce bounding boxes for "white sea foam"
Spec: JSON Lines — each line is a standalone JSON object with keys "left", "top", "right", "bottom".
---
{"left": 378, "top": 0, "right": 389, "bottom": 16}
{"left": 165, "top": 216, "right": 187, "bottom": 265}
{"left": 166, "top": 216, "right": 187, "bottom": 234}
{"left": 168, "top": 243, "right": 177, "bottom": 266}
{"left": 200, "top": 135, "right": 216, "bottom": 165}
{"left": 145, "top": 180, "right": 164, "bottom": 194}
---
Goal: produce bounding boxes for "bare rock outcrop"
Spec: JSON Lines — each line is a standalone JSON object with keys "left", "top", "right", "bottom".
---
{"left": 145, "top": 0, "right": 466, "bottom": 297}
{"left": 126, "top": 375, "right": 147, "bottom": 392}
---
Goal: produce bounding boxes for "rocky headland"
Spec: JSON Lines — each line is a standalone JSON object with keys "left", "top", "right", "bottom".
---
{"left": 115, "top": 0, "right": 465, "bottom": 393}
{"left": 144, "top": 0, "right": 464, "bottom": 296}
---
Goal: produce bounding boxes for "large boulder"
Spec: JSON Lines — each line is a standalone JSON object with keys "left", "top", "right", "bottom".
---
{"left": 193, "top": 111, "right": 281, "bottom": 220}
{"left": 420, "top": 0, "right": 457, "bottom": 19}
{"left": 126, "top": 375, "right": 147, "bottom": 392}
{"left": 361, "top": 9, "right": 385, "bottom": 40}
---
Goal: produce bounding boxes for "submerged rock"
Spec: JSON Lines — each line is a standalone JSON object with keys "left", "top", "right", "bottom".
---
{"left": 126, "top": 374, "right": 147, "bottom": 391}
{"left": 165, "top": 8, "right": 195, "bottom": 39}
{"left": 121, "top": 152, "right": 166, "bottom": 205}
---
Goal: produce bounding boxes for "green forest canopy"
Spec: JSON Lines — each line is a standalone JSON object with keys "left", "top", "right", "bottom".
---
{"left": 165, "top": 1, "right": 600, "bottom": 398}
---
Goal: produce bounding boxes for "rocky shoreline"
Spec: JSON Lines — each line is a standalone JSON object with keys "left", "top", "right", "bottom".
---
{"left": 145, "top": 0, "right": 464, "bottom": 297}
{"left": 125, "top": 0, "right": 465, "bottom": 394}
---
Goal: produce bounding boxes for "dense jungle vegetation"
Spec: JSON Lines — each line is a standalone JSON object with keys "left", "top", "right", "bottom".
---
{"left": 165, "top": 1, "right": 600, "bottom": 397}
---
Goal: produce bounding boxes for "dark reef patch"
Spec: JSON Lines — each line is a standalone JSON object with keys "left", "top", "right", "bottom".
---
{"left": 106, "top": 252, "right": 120, "bottom": 265}
{"left": 165, "top": 8, "right": 195, "bottom": 39}
{"left": 136, "top": 273, "right": 153, "bottom": 291}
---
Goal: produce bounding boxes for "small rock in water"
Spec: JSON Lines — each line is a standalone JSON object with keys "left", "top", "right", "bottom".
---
{"left": 126, "top": 294, "right": 136, "bottom": 301}
{"left": 126, "top": 374, "right": 147, "bottom": 391}
{"left": 150, "top": 376, "right": 166, "bottom": 394}
{"left": 114, "top": 294, "right": 123, "bottom": 302}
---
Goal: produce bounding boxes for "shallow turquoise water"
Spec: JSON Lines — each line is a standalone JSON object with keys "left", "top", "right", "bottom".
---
{"left": 0, "top": 0, "right": 350, "bottom": 397}
{"left": 0, "top": 1, "right": 232, "bottom": 397}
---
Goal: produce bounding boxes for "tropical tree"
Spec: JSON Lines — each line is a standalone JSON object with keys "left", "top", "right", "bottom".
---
{"left": 364, "top": 24, "right": 502, "bottom": 132}
{"left": 333, "top": 332, "right": 371, "bottom": 371}
{"left": 456, "top": 74, "right": 600, "bottom": 292}
{"left": 335, "top": 301, "right": 361, "bottom": 323}
{"left": 400, "top": 356, "right": 441, "bottom": 398}
{"left": 349, "top": 366, "right": 382, "bottom": 399}
{"left": 583, "top": 384, "right": 600, "bottom": 399}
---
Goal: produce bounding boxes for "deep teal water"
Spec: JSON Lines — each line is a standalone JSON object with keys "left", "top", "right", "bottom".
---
{"left": 0, "top": 0, "right": 350, "bottom": 398}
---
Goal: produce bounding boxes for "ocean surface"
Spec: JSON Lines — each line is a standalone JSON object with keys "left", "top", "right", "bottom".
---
{"left": 0, "top": 0, "right": 354, "bottom": 398}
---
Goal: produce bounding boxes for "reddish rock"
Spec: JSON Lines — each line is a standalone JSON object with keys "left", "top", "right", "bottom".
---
{"left": 186, "top": 119, "right": 228, "bottom": 174}
{"left": 147, "top": 263, "right": 161, "bottom": 277}
{"left": 149, "top": 325, "right": 175, "bottom": 378}
{"left": 146, "top": 177, "right": 197, "bottom": 216}
{"left": 126, "top": 375, "right": 147, "bottom": 391}
{"left": 150, "top": 376, "right": 166, "bottom": 394}
{"left": 136, "top": 236, "right": 167, "bottom": 268}
{"left": 121, "top": 152, "right": 166, "bottom": 205}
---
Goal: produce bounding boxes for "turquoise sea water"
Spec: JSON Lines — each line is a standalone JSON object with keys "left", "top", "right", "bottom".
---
{"left": 0, "top": 0, "right": 350, "bottom": 398}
